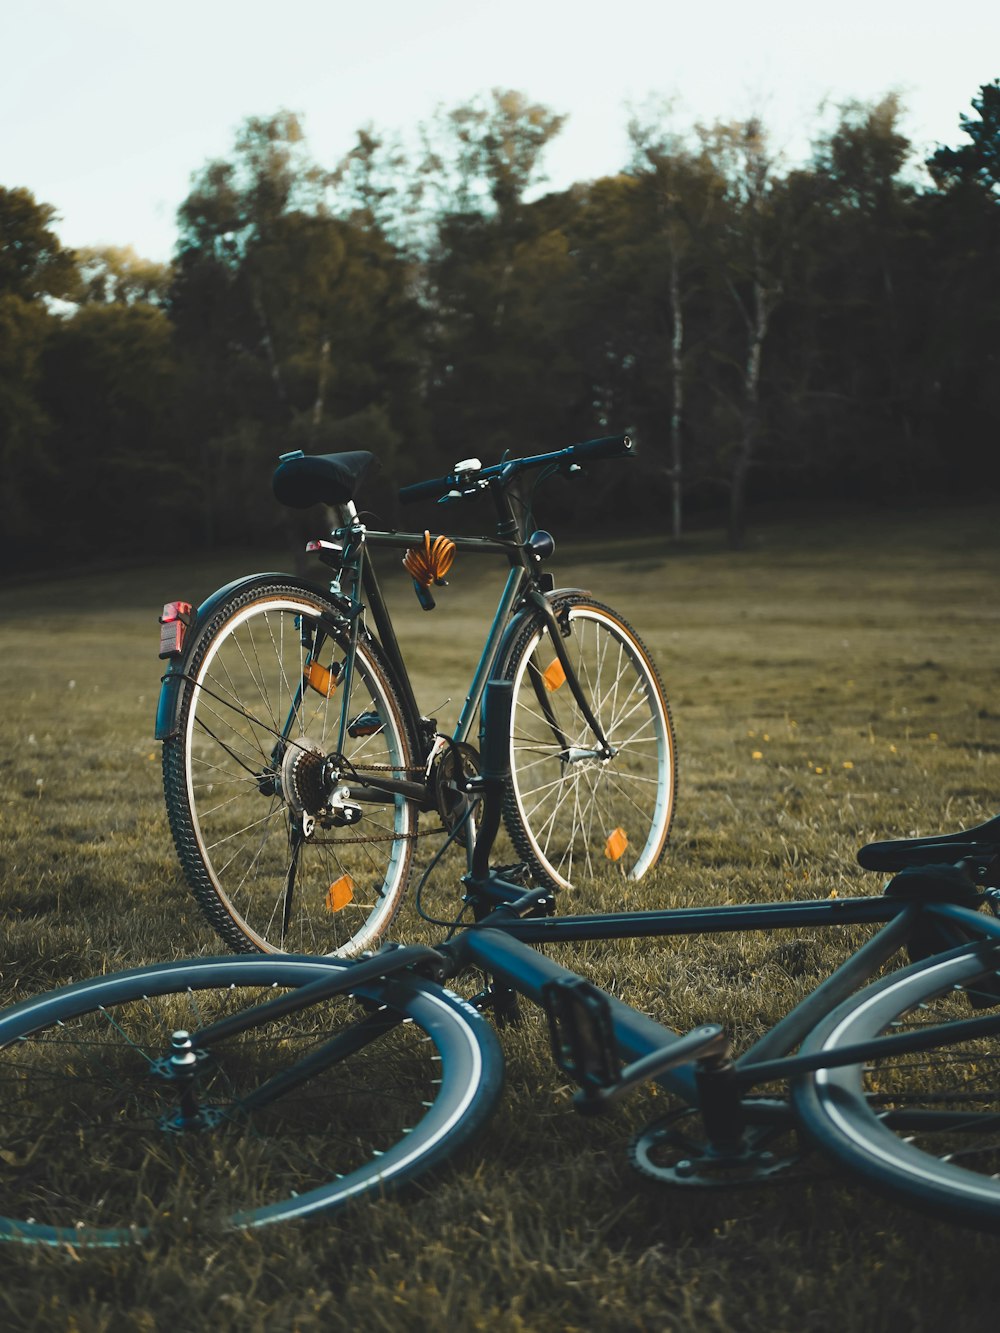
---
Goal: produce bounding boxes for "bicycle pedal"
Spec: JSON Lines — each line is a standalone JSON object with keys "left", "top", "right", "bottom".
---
{"left": 543, "top": 977, "right": 620, "bottom": 1097}
{"left": 348, "top": 710, "right": 382, "bottom": 738}
{"left": 492, "top": 862, "right": 533, "bottom": 887}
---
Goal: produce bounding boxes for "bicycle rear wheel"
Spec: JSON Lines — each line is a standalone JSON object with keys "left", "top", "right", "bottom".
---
{"left": 501, "top": 597, "right": 676, "bottom": 892}
{"left": 0, "top": 956, "right": 502, "bottom": 1247}
{"left": 793, "top": 940, "right": 1000, "bottom": 1231}
{"left": 163, "top": 581, "right": 418, "bottom": 956}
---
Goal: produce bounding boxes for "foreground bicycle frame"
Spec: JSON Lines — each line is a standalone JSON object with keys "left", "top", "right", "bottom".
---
{"left": 4, "top": 684, "right": 1000, "bottom": 1244}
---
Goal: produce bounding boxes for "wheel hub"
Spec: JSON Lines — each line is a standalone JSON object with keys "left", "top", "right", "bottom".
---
{"left": 560, "top": 745, "right": 617, "bottom": 766}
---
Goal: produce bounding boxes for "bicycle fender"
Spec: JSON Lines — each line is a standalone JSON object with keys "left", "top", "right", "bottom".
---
{"left": 154, "top": 572, "right": 333, "bottom": 741}
{"left": 547, "top": 585, "right": 592, "bottom": 603}
{"left": 493, "top": 586, "right": 591, "bottom": 672}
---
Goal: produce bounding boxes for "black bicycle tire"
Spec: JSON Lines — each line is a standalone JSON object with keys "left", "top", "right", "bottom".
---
{"left": 500, "top": 596, "right": 677, "bottom": 892}
{"left": 793, "top": 940, "right": 1000, "bottom": 1231}
{"left": 162, "top": 581, "right": 419, "bottom": 956}
{"left": 0, "top": 955, "right": 503, "bottom": 1247}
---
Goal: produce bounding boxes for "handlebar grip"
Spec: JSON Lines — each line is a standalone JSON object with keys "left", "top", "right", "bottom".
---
{"left": 479, "top": 681, "right": 514, "bottom": 781}
{"left": 568, "top": 434, "right": 635, "bottom": 464}
{"left": 398, "top": 474, "right": 453, "bottom": 505}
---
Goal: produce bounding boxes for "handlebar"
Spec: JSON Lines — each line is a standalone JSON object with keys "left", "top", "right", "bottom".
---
{"left": 398, "top": 435, "right": 634, "bottom": 506}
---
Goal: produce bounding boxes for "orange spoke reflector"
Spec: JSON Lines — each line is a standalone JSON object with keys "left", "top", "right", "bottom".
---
{"left": 542, "top": 658, "right": 566, "bottom": 692}
{"left": 305, "top": 660, "right": 339, "bottom": 698}
{"left": 326, "top": 875, "right": 355, "bottom": 913}
{"left": 605, "top": 827, "right": 629, "bottom": 862}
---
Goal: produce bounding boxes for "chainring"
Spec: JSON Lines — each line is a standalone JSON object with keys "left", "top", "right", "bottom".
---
{"left": 629, "top": 1102, "right": 803, "bottom": 1189}
{"left": 431, "top": 740, "right": 482, "bottom": 846}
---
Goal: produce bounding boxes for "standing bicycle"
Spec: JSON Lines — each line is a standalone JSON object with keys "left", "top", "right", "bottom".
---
{"left": 156, "top": 435, "right": 676, "bottom": 956}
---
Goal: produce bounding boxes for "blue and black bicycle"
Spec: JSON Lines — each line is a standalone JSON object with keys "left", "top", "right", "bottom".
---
{"left": 156, "top": 436, "right": 676, "bottom": 957}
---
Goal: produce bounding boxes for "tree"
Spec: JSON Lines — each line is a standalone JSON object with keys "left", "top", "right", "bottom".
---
{"left": 330, "top": 125, "right": 423, "bottom": 256}
{"left": 0, "top": 186, "right": 77, "bottom": 303}
{"left": 421, "top": 88, "right": 567, "bottom": 225}
{"left": 39, "top": 301, "right": 184, "bottom": 553}
{"left": 419, "top": 92, "right": 579, "bottom": 474}
{"left": 170, "top": 112, "right": 425, "bottom": 543}
{"left": 921, "top": 83, "right": 1000, "bottom": 489}
{"left": 929, "top": 79, "right": 1000, "bottom": 198}
{"left": 627, "top": 108, "right": 726, "bottom": 537}
{"left": 76, "top": 245, "right": 170, "bottom": 305}
{"left": 696, "top": 117, "right": 786, "bottom": 548}
{"left": 798, "top": 96, "right": 928, "bottom": 491}
{"left": 0, "top": 188, "right": 79, "bottom": 562}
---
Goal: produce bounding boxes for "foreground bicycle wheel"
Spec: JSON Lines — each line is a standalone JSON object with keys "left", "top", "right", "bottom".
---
{"left": 501, "top": 597, "right": 676, "bottom": 892}
{"left": 794, "top": 940, "right": 1000, "bottom": 1231}
{"left": 163, "top": 582, "right": 418, "bottom": 956}
{"left": 0, "top": 956, "right": 502, "bottom": 1247}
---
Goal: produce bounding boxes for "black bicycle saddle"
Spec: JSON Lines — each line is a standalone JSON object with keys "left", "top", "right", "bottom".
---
{"left": 857, "top": 812, "right": 1000, "bottom": 871}
{"left": 272, "top": 450, "right": 379, "bottom": 509}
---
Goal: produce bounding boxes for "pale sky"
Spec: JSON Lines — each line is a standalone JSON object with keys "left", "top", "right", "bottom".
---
{"left": 4, "top": 0, "right": 998, "bottom": 263}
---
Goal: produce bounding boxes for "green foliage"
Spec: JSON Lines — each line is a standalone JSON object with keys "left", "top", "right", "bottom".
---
{"left": 39, "top": 301, "right": 187, "bottom": 554}
{"left": 0, "top": 186, "right": 78, "bottom": 302}
{"left": 813, "top": 93, "right": 913, "bottom": 212}
{"left": 3, "top": 82, "right": 1000, "bottom": 570}
{"left": 421, "top": 87, "right": 567, "bottom": 223}
{"left": 76, "top": 245, "right": 170, "bottom": 305}
{"left": 929, "top": 79, "right": 1000, "bottom": 196}
{"left": 0, "top": 188, "right": 80, "bottom": 560}
{"left": 166, "top": 111, "right": 427, "bottom": 544}
{"left": 0, "top": 294, "right": 55, "bottom": 549}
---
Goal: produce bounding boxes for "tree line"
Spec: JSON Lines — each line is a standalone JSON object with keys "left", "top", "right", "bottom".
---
{"left": 2, "top": 82, "right": 999, "bottom": 568}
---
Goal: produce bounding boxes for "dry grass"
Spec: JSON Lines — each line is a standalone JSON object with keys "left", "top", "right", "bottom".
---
{"left": 1, "top": 501, "right": 1000, "bottom": 1330}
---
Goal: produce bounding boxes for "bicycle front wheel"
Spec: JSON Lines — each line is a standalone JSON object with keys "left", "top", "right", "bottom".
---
{"left": 0, "top": 956, "right": 502, "bottom": 1247}
{"left": 163, "top": 581, "right": 418, "bottom": 956}
{"left": 501, "top": 597, "right": 676, "bottom": 891}
{"left": 793, "top": 940, "right": 1000, "bottom": 1231}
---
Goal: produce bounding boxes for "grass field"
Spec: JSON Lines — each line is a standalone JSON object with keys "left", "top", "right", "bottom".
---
{"left": 1, "top": 501, "right": 999, "bottom": 1330}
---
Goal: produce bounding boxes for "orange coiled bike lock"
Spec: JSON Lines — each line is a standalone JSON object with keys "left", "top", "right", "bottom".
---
{"left": 402, "top": 532, "right": 456, "bottom": 610}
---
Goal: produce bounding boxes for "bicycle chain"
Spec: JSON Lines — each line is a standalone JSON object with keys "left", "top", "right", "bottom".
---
{"left": 310, "top": 830, "right": 423, "bottom": 845}
{"left": 348, "top": 760, "right": 427, "bottom": 776}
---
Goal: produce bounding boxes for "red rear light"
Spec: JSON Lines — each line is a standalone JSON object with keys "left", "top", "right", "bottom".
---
{"left": 159, "top": 601, "right": 193, "bottom": 659}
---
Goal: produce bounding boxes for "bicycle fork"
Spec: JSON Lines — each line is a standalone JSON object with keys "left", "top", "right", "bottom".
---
{"left": 522, "top": 589, "right": 615, "bottom": 764}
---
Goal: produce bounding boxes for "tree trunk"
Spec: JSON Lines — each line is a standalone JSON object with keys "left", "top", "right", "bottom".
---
{"left": 312, "top": 334, "right": 331, "bottom": 429}
{"left": 668, "top": 245, "right": 684, "bottom": 539}
{"left": 252, "top": 280, "right": 286, "bottom": 404}
{"left": 728, "top": 274, "right": 771, "bottom": 550}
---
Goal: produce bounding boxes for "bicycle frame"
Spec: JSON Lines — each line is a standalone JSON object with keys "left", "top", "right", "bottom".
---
{"left": 447, "top": 899, "right": 1000, "bottom": 1104}
{"left": 315, "top": 481, "right": 605, "bottom": 798}
{"left": 330, "top": 509, "right": 526, "bottom": 754}
{"left": 172, "top": 887, "right": 1000, "bottom": 1122}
